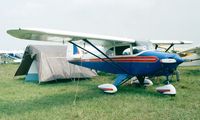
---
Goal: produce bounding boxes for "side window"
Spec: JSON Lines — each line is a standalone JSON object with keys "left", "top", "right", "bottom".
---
{"left": 132, "top": 48, "right": 140, "bottom": 54}
{"left": 115, "top": 46, "right": 130, "bottom": 55}
{"left": 107, "top": 45, "right": 144, "bottom": 56}
{"left": 106, "top": 49, "right": 114, "bottom": 56}
{"left": 122, "top": 47, "right": 143, "bottom": 55}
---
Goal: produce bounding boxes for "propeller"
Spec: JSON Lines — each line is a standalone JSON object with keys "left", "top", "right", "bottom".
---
{"left": 183, "top": 58, "right": 200, "bottom": 62}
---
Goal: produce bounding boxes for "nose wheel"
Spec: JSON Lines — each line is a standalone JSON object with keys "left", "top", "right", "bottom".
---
{"left": 156, "top": 75, "right": 176, "bottom": 96}
{"left": 163, "top": 75, "right": 170, "bottom": 84}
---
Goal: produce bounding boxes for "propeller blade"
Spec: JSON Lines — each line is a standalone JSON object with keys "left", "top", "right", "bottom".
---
{"left": 184, "top": 58, "right": 200, "bottom": 62}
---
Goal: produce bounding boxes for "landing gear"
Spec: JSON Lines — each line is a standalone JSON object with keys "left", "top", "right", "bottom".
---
{"left": 98, "top": 74, "right": 130, "bottom": 94}
{"left": 156, "top": 84, "right": 176, "bottom": 96}
{"left": 156, "top": 75, "right": 176, "bottom": 96}
{"left": 132, "top": 77, "right": 153, "bottom": 87}
{"left": 136, "top": 76, "right": 145, "bottom": 86}
{"left": 163, "top": 69, "right": 180, "bottom": 83}
{"left": 174, "top": 70, "right": 180, "bottom": 81}
{"left": 163, "top": 75, "right": 170, "bottom": 84}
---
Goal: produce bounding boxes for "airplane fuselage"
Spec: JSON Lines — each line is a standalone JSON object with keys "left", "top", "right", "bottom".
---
{"left": 69, "top": 50, "right": 184, "bottom": 77}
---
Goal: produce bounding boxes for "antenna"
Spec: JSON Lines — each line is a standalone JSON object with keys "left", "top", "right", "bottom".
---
{"left": 73, "top": 54, "right": 82, "bottom": 105}
{"left": 62, "top": 39, "right": 65, "bottom": 45}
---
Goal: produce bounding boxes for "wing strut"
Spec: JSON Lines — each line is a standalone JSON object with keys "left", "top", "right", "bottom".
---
{"left": 82, "top": 39, "right": 132, "bottom": 75}
{"left": 69, "top": 41, "right": 109, "bottom": 62}
{"left": 165, "top": 43, "right": 174, "bottom": 52}
{"left": 69, "top": 41, "right": 131, "bottom": 75}
{"left": 155, "top": 44, "right": 159, "bottom": 50}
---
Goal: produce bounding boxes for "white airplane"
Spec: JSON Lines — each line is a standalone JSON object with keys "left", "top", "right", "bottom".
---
{"left": 154, "top": 45, "right": 200, "bottom": 66}
{"left": 0, "top": 50, "right": 24, "bottom": 64}
{"left": 7, "top": 28, "right": 196, "bottom": 95}
{"left": 178, "top": 47, "right": 200, "bottom": 66}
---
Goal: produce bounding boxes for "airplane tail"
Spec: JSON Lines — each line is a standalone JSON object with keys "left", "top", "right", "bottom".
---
{"left": 67, "top": 44, "right": 82, "bottom": 60}
{"left": 73, "top": 44, "right": 79, "bottom": 55}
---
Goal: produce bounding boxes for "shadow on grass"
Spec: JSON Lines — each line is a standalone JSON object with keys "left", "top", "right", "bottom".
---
{"left": 0, "top": 90, "right": 100, "bottom": 116}
{"left": 40, "top": 78, "right": 91, "bottom": 85}
{"left": 0, "top": 81, "right": 170, "bottom": 117}
{"left": 2, "top": 73, "right": 177, "bottom": 117}
{"left": 15, "top": 76, "right": 92, "bottom": 85}
{"left": 118, "top": 85, "right": 166, "bottom": 98}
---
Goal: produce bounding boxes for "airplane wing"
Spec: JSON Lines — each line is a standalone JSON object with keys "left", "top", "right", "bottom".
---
{"left": 7, "top": 28, "right": 192, "bottom": 50}
{"left": 7, "top": 28, "right": 135, "bottom": 47}
{"left": 150, "top": 40, "right": 192, "bottom": 45}
{"left": 179, "top": 47, "right": 200, "bottom": 57}
{"left": 7, "top": 28, "right": 192, "bottom": 45}
{"left": 186, "top": 47, "right": 200, "bottom": 55}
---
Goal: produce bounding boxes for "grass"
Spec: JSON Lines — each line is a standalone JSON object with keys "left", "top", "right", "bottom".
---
{"left": 0, "top": 64, "right": 200, "bottom": 120}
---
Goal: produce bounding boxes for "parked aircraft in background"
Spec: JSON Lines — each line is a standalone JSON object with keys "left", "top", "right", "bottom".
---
{"left": 176, "top": 47, "right": 200, "bottom": 66}
{"left": 7, "top": 28, "right": 199, "bottom": 96}
{"left": 0, "top": 50, "right": 23, "bottom": 64}
{"left": 155, "top": 46, "right": 200, "bottom": 66}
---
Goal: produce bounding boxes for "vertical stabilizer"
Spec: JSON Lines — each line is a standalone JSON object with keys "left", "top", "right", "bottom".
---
{"left": 66, "top": 43, "right": 82, "bottom": 60}
{"left": 73, "top": 44, "right": 79, "bottom": 55}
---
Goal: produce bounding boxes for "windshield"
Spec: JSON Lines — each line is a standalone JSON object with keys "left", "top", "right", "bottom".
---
{"left": 123, "top": 47, "right": 144, "bottom": 55}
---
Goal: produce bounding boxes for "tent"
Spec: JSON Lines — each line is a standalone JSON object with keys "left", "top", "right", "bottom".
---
{"left": 15, "top": 45, "right": 97, "bottom": 83}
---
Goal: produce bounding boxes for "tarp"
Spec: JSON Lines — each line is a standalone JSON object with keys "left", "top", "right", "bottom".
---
{"left": 15, "top": 45, "right": 97, "bottom": 82}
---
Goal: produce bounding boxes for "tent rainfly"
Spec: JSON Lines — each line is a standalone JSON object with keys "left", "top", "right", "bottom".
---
{"left": 15, "top": 45, "right": 97, "bottom": 83}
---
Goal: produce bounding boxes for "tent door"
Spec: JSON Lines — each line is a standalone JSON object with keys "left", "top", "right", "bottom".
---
{"left": 25, "top": 60, "right": 38, "bottom": 82}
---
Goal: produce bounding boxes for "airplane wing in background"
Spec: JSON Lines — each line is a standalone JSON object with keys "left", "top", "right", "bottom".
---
{"left": 185, "top": 47, "right": 200, "bottom": 55}
{"left": 150, "top": 40, "right": 192, "bottom": 45}
{"left": 178, "top": 47, "right": 200, "bottom": 57}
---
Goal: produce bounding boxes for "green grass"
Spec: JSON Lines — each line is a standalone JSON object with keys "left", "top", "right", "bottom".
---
{"left": 0, "top": 64, "right": 200, "bottom": 120}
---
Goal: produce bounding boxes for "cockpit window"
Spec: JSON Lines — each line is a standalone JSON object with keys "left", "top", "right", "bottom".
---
{"left": 106, "top": 45, "right": 130, "bottom": 56}
{"left": 106, "top": 45, "right": 144, "bottom": 56}
{"left": 106, "top": 49, "right": 114, "bottom": 56}
{"left": 132, "top": 48, "right": 140, "bottom": 54}
{"left": 123, "top": 48, "right": 143, "bottom": 55}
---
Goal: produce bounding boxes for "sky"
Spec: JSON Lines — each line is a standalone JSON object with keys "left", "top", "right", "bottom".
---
{"left": 1, "top": 0, "right": 200, "bottom": 50}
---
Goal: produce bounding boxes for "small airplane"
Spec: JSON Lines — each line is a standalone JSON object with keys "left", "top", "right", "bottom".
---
{"left": 7, "top": 28, "right": 198, "bottom": 95}
{"left": 180, "top": 47, "right": 200, "bottom": 66}
{"left": 0, "top": 50, "right": 23, "bottom": 64}
{"left": 154, "top": 45, "right": 200, "bottom": 66}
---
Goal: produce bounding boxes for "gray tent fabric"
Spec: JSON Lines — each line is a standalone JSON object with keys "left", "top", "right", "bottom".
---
{"left": 15, "top": 45, "right": 97, "bottom": 82}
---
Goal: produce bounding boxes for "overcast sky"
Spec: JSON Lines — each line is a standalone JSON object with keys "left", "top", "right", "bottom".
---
{"left": 1, "top": 0, "right": 200, "bottom": 50}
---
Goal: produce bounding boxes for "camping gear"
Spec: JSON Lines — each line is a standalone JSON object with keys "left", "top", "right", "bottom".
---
{"left": 15, "top": 45, "right": 96, "bottom": 83}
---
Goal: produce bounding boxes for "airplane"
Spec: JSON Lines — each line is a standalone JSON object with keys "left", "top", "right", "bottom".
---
{"left": 173, "top": 47, "right": 200, "bottom": 66}
{"left": 154, "top": 45, "right": 200, "bottom": 66}
{"left": 0, "top": 50, "right": 23, "bottom": 64}
{"left": 7, "top": 28, "right": 198, "bottom": 95}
